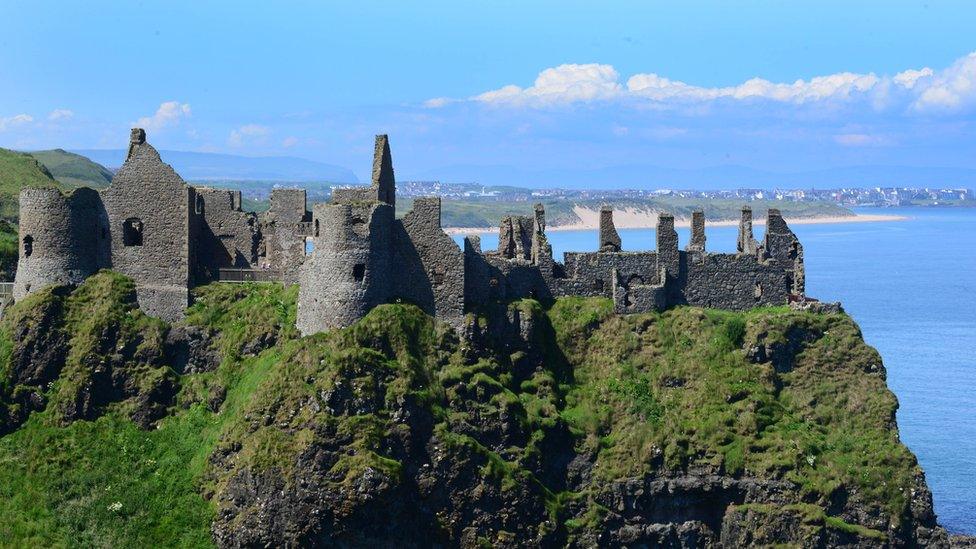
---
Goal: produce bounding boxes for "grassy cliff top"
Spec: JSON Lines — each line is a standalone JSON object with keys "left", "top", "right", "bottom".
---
{"left": 0, "top": 275, "right": 931, "bottom": 546}
{"left": 0, "top": 148, "right": 64, "bottom": 222}
{"left": 28, "top": 149, "right": 113, "bottom": 190}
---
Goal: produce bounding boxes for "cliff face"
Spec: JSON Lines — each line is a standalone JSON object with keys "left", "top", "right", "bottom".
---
{"left": 0, "top": 272, "right": 951, "bottom": 547}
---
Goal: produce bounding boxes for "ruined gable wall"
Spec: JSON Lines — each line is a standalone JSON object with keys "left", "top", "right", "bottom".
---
{"left": 193, "top": 187, "right": 259, "bottom": 282}
{"left": 763, "top": 209, "right": 805, "bottom": 296}
{"left": 13, "top": 187, "right": 108, "bottom": 300}
{"left": 296, "top": 202, "right": 393, "bottom": 335}
{"left": 100, "top": 137, "right": 192, "bottom": 321}
{"left": 392, "top": 197, "right": 464, "bottom": 326}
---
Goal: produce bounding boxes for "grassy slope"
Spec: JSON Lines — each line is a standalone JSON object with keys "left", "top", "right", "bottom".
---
{"left": 28, "top": 149, "right": 113, "bottom": 190}
{"left": 0, "top": 279, "right": 918, "bottom": 545}
{"left": 0, "top": 148, "right": 63, "bottom": 222}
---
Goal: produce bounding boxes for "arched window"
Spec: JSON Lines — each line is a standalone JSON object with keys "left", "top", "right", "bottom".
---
{"left": 123, "top": 218, "right": 143, "bottom": 246}
{"left": 22, "top": 235, "right": 33, "bottom": 258}
{"left": 195, "top": 194, "right": 205, "bottom": 215}
{"left": 353, "top": 263, "right": 366, "bottom": 282}
{"left": 314, "top": 219, "right": 320, "bottom": 237}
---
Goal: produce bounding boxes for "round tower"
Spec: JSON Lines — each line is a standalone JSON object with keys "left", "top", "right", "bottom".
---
{"left": 13, "top": 187, "right": 107, "bottom": 300}
{"left": 296, "top": 202, "right": 392, "bottom": 335}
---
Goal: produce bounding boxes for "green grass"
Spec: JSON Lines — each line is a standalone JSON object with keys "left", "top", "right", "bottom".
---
{"left": 0, "top": 148, "right": 64, "bottom": 222}
{"left": 0, "top": 278, "right": 926, "bottom": 545}
{"left": 28, "top": 149, "right": 113, "bottom": 190}
{"left": 548, "top": 301, "right": 918, "bottom": 522}
{"left": 0, "top": 221, "right": 16, "bottom": 280}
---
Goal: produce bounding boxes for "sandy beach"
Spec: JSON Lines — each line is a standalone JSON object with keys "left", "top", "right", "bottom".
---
{"left": 444, "top": 206, "right": 907, "bottom": 235}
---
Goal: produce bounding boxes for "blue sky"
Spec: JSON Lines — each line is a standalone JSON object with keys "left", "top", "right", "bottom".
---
{"left": 1, "top": 0, "right": 975, "bottom": 182}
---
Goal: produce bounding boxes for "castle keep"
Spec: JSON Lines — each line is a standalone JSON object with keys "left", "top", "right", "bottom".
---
{"left": 13, "top": 130, "right": 806, "bottom": 332}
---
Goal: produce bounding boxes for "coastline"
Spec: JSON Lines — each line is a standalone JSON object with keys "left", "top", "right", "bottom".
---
{"left": 443, "top": 208, "right": 908, "bottom": 235}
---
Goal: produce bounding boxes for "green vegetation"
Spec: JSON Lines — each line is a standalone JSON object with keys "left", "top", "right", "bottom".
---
{"left": 28, "top": 149, "right": 113, "bottom": 189}
{"left": 548, "top": 301, "right": 918, "bottom": 523}
{"left": 0, "top": 221, "right": 16, "bottom": 280}
{"left": 0, "top": 148, "right": 63, "bottom": 222}
{"left": 0, "top": 276, "right": 924, "bottom": 545}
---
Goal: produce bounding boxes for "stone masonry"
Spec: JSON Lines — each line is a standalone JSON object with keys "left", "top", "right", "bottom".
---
{"left": 14, "top": 129, "right": 808, "bottom": 333}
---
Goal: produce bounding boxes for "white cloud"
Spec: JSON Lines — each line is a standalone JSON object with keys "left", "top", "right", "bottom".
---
{"left": 0, "top": 113, "right": 33, "bottom": 131}
{"left": 893, "top": 68, "right": 933, "bottom": 89}
{"left": 911, "top": 52, "right": 976, "bottom": 112}
{"left": 47, "top": 109, "right": 74, "bottom": 121}
{"left": 833, "top": 133, "right": 889, "bottom": 147}
{"left": 281, "top": 136, "right": 299, "bottom": 148}
{"left": 135, "top": 101, "right": 191, "bottom": 131}
{"left": 228, "top": 124, "right": 271, "bottom": 147}
{"left": 423, "top": 97, "right": 453, "bottom": 108}
{"left": 473, "top": 63, "right": 622, "bottom": 106}
{"left": 432, "top": 52, "right": 976, "bottom": 115}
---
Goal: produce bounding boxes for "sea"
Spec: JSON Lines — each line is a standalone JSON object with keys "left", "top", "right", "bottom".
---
{"left": 453, "top": 207, "right": 976, "bottom": 535}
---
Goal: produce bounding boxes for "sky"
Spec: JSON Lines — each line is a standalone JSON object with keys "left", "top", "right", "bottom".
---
{"left": 1, "top": 0, "right": 975, "bottom": 183}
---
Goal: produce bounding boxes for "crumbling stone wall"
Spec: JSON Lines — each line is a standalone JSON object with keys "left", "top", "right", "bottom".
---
{"left": 393, "top": 197, "right": 464, "bottom": 327}
{"left": 687, "top": 210, "right": 706, "bottom": 252}
{"left": 497, "top": 215, "right": 534, "bottom": 260}
{"left": 263, "top": 189, "right": 310, "bottom": 284}
{"left": 599, "top": 206, "right": 622, "bottom": 252}
{"left": 763, "top": 209, "right": 805, "bottom": 295}
{"left": 194, "top": 187, "right": 260, "bottom": 282}
{"left": 737, "top": 206, "right": 759, "bottom": 256}
{"left": 465, "top": 206, "right": 806, "bottom": 319}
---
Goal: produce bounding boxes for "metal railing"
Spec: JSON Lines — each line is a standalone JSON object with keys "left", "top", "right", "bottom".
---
{"left": 216, "top": 268, "right": 282, "bottom": 283}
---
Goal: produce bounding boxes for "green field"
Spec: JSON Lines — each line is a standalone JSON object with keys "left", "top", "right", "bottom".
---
{"left": 29, "top": 149, "right": 113, "bottom": 189}
{"left": 0, "top": 148, "right": 64, "bottom": 223}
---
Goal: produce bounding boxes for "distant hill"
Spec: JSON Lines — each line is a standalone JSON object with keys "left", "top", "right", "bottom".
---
{"left": 28, "top": 149, "right": 113, "bottom": 189}
{"left": 0, "top": 148, "right": 64, "bottom": 222}
{"left": 409, "top": 163, "right": 976, "bottom": 190}
{"left": 73, "top": 149, "right": 359, "bottom": 184}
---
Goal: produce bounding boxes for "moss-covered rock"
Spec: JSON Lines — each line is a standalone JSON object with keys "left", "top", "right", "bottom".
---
{"left": 0, "top": 271, "right": 176, "bottom": 432}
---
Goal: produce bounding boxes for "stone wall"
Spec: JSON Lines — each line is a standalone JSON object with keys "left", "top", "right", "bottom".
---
{"left": 194, "top": 187, "right": 259, "bottom": 282}
{"left": 263, "top": 189, "right": 310, "bottom": 284}
{"left": 393, "top": 197, "right": 464, "bottom": 326}
{"left": 599, "top": 206, "right": 622, "bottom": 252}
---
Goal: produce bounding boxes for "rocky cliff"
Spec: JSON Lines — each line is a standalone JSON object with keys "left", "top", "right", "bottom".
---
{"left": 0, "top": 271, "right": 958, "bottom": 547}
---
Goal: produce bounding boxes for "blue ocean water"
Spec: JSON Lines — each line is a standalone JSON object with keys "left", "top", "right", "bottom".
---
{"left": 454, "top": 208, "right": 976, "bottom": 534}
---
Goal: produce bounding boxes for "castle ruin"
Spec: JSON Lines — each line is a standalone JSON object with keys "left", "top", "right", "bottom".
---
{"left": 13, "top": 129, "right": 807, "bottom": 333}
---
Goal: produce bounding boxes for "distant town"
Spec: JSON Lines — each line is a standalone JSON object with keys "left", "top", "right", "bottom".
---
{"left": 395, "top": 181, "right": 976, "bottom": 207}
